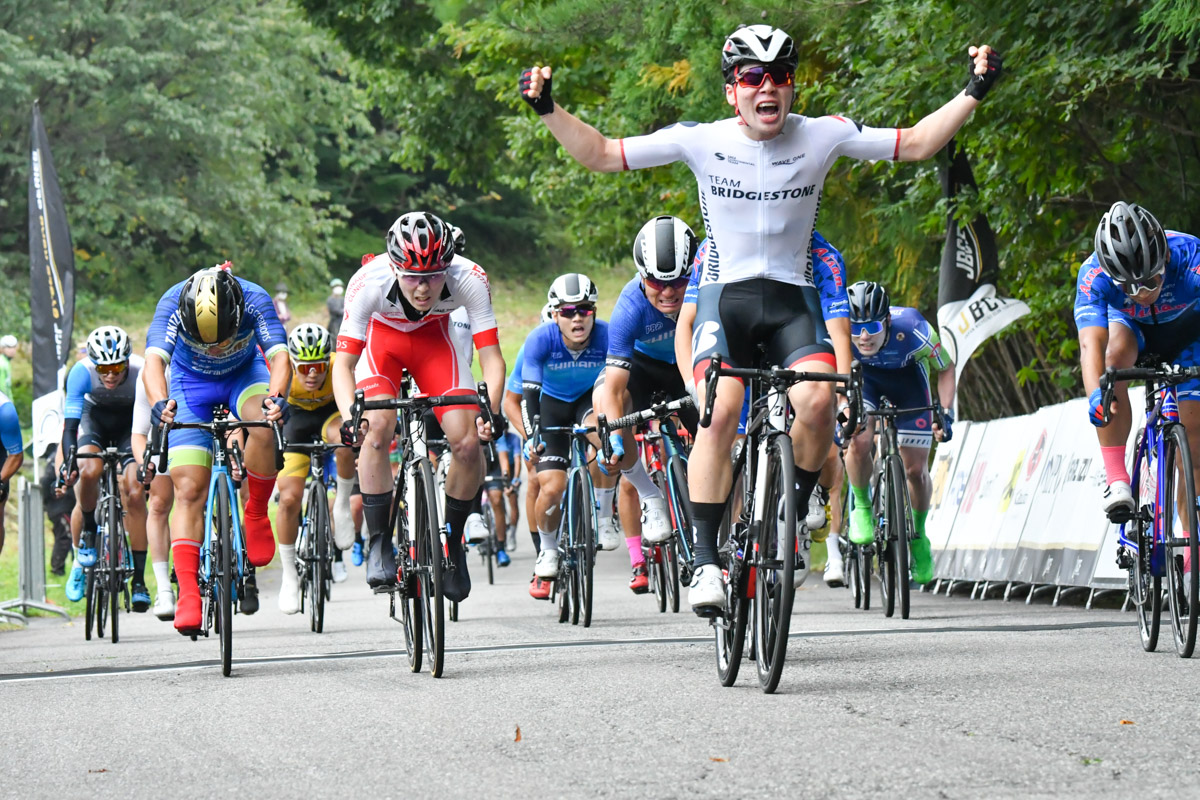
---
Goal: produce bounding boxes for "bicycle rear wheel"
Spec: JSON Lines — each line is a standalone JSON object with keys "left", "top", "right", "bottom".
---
{"left": 1163, "top": 424, "right": 1198, "bottom": 658}
{"left": 668, "top": 454, "right": 694, "bottom": 586}
{"left": 753, "top": 433, "right": 796, "bottom": 694}
{"left": 715, "top": 507, "right": 750, "bottom": 687}
{"left": 849, "top": 543, "right": 863, "bottom": 608}
{"left": 483, "top": 501, "right": 496, "bottom": 586}
{"left": 665, "top": 539, "right": 681, "bottom": 613}
{"left": 873, "top": 464, "right": 896, "bottom": 618}
{"left": 216, "top": 479, "right": 235, "bottom": 677}
{"left": 96, "top": 575, "right": 107, "bottom": 639}
{"left": 651, "top": 545, "right": 667, "bottom": 613}
{"left": 84, "top": 568, "right": 97, "bottom": 641}
{"left": 1129, "top": 431, "right": 1160, "bottom": 652}
{"left": 887, "top": 455, "right": 912, "bottom": 620}
{"left": 413, "top": 458, "right": 445, "bottom": 677}
{"left": 393, "top": 480, "right": 423, "bottom": 673}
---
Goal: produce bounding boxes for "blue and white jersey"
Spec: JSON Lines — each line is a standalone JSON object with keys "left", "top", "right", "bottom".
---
{"left": 64, "top": 355, "right": 144, "bottom": 419}
{"left": 506, "top": 345, "right": 525, "bottom": 395}
{"left": 607, "top": 278, "right": 678, "bottom": 368}
{"left": 852, "top": 306, "right": 949, "bottom": 372}
{"left": 0, "top": 391, "right": 21, "bottom": 456}
{"left": 684, "top": 231, "right": 848, "bottom": 318}
{"left": 495, "top": 431, "right": 522, "bottom": 454}
{"left": 520, "top": 320, "right": 610, "bottom": 402}
{"left": 1074, "top": 232, "right": 1200, "bottom": 330}
{"left": 146, "top": 277, "right": 287, "bottom": 378}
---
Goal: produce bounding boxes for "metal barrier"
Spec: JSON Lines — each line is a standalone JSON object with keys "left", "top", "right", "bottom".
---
{"left": 0, "top": 478, "right": 69, "bottom": 623}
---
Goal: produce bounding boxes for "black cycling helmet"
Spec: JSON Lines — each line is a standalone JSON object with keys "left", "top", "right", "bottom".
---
{"left": 179, "top": 268, "right": 245, "bottom": 344}
{"left": 721, "top": 24, "right": 799, "bottom": 82}
{"left": 1093, "top": 201, "right": 1168, "bottom": 286}
{"left": 847, "top": 281, "right": 890, "bottom": 323}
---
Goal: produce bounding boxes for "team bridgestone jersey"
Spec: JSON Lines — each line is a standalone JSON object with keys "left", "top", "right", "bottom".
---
{"left": 337, "top": 254, "right": 499, "bottom": 355}
{"left": 620, "top": 114, "right": 899, "bottom": 287}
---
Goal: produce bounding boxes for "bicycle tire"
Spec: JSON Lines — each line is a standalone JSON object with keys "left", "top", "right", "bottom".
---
{"left": 311, "top": 482, "right": 329, "bottom": 633}
{"left": 715, "top": 504, "right": 749, "bottom": 687}
{"left": 483, "top": 501, "right": 496, "bottom": 586}
{"left": 570, "top": 468, "right": 596, "bottom": 628}
{"left": 413, "top": 458, "right": 445, "bottom": 677}
{"left": 216, "top": 479, "right": 234, "bottom": 677}
{"left": 873, "top": 463, "right": 896, "bottom": 618}
{"left": 1163, "top": 424, "right": 1198, "bottom": 658}
{"left": 849, "top": 542, "right": 862, "bottom": 608}
{"left": 556, "top": 565, "right": 571, "bottom": 623}
{"left": 84, "top": 567, "right": 97, "bottom": 641}
{"left": 96, "top": 575, "right": 107, "bottom": 639}
{"left": 107, "top": 494, "right": 122, "bottom": 644}
{"left": 652, "top": 545, "right": 667, "bottom": 613}
{"left": 887, "top": 455, "right": 912, "bottom": 620}
{"left": 393, "top": 473, "right": 423, "bottom": 673}
{"left": 668, "top": 455, "right": 694, "bottom": 581}
{"left": 754, "top": 432, "right": 796, "bottom": 694}
{"left": 666, "top": 539, "right": 681, "bottom": 613}
{"left": 859, "top": 544, "right": 873, "bottom": 610}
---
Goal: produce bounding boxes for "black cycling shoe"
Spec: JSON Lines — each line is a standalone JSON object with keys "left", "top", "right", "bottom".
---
{"left": 442, "top": 538, "right": 471, "bottom": 603}
{"left": 366, "top": 534, "right": 398, "bottom": 588}
{"left": 240, "top": 570, "right": 260, "bottom": 615}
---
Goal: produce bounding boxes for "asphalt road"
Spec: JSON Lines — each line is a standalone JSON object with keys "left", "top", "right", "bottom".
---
{"left": 2, "top": 536, "right": 1197, "bottom": 800}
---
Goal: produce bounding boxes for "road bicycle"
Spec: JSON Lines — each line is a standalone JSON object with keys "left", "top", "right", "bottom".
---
{"left": 700, "top": 353, "right": 859, "bottom": 693}
{"left": 288, "top": 440, "right": 349, "bottom": 633}
{"left": 861, "top": 396, "right": 945, "bottom": 620}
{"left": 155, "top": 406, "right": 285, "bottom": 676}
{"left": 62, "top": 446, "right": 134, "bottom": 644}
{"left": 352, "top": 381, "right": 495, "bottom": 677}
{"left": 1102, "top": 364, "right": 1200, "bottom": 658}
{"left": 601, "top": 395, "right": 694, "bottom": 614}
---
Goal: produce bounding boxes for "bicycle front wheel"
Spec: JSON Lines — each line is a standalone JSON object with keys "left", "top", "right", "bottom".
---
{"left": 569, "top": 468, "right": 596, "bottom": 628}
{"left": 665, "top": 539, "right": 681, "bottom": 614}
{"left": 753, "top": 433, "right": 796, "bottom": 694}
{"left": 483, "top": 501, "right": 496, "bottom": 586}
{"left": 872, "top": 463, "right": 896, "bottom": 618}
{"left": 215, "top": 479, "right": 235, "bottom": 677}
{"left": 413, "top": 458, "right": 445, "bottom": 677}
{"left": 1163, "top": 424, "right": 1198, "bottom": 658}
{"left": 1129, "top": 430, "right": 1160, "bottom": 652}
{"left": 107, "top": 499, "right": 123, "bottom": 643}
{"left": 309, "top": 482, "right": 329, "bottom": 634}
{"left": 886, "top": 455, "right": 912, "bottom": 620}
{"left": 84, "top": 567, "right": 97, "bottom": 641}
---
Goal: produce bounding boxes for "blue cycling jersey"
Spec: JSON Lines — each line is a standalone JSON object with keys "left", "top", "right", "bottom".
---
{"left": 684, "top": 231, "right": 847, "bottom": 318}
{"left": 1074, "top": 231, "right": 1200, "bottom": 330}
{"left": 607, "top": 278, "right": 678, "bottom": 368}
{"left": 521, "top": 320, "right": 609, "bottom": 402}
{"left": 146, "top": 277, "right": 287, "bottom": 377}
{"left": 506, "top": 345, "right": 525, "bottom": 395}
{"left": 0, "top": 392, "right": 22, "bottom": 456}
{"left": 853, "top": 306, "right": 949, "bottom": 371}
{"left": 64, "top": 356, "right": 143, "bottom": 419}
{"left": 496, "top": 431, "right": 522, "bottom": 453}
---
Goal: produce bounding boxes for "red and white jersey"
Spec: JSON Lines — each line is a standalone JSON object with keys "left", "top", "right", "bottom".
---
{"left": 337, "top": 253, "right": 500, "bottom": 355}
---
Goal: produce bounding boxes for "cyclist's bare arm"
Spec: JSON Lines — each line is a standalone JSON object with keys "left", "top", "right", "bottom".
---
{"left": 937, "top": 362, "right": 957, "bottom": 410}
{"left": 1078, "top": 324, "right": 1108, "bottom": 396}
{"left": 523, "top": 66, "right": 626, "bottom": 173}
{"left": 478, "top": 344, "right": 506, "bottom": 415}
{"left": 827, "top": 318, "right": 852, "bottom": 376}
{"left": 144, "top": 352, "right": 169, "bottom": 406}
{"left": 333, "top": 350, "right": 360, "bottom": 420}
{"left": 266, "top": 349, "right": 291, "bottom": 399}
{"left": 895, "top": 45, "right": 994, "bottom": 162}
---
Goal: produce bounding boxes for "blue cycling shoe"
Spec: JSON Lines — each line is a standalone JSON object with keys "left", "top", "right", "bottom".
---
{"left": 130, "top": 584, "right": 151, "bottom": 613}
{"left": 351, "top": 540, "right": 363, "bottom": 566}
{"left": 496, "top": 549, "right": 511, "bottom": 567}
{"left": 76, "top": 533, "right": 98, "bottom": 568}
{"left": 66, "top": 564, "right": 86, "bottom": 602}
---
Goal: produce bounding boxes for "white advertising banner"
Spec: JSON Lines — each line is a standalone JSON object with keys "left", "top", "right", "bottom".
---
{"left": 926, "top": 420, "right": 973, "bottom": 552}
{"left": 931, "top": 422, "right": 988, "bottom": 579}
{"left": 1089, "top": 387, "right": 1147, "bottom": 590}
{"left": 942, "top": 416, "right": 1031, "bottom": 581}
{"left": 980, "top": 404, "right": 1065, "bottom": 583}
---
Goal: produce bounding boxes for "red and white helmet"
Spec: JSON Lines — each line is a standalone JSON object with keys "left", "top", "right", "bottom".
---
{"left": 385, "top": 212, "right": 456, "bottom": 275}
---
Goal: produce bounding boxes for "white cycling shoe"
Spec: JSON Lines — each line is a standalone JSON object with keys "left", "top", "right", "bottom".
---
{"left": 1103, "top": 481, "right": 1134, "bottom": 518}
{"left": 597, "top": 517, "right": 621, "bottom": 551}
{"left": 825, "top": 542, "right": 846, "bottom": 588}
{"left": 641, "top": 497, "right": 672, "bottom": 543}
{"left": 806, "top": 485, "right": 830, "bottom": 531}
{"left": 333, "top": 497, "right": 356, "bottom": 550}
{"left": 465, "top": 513, "right": 489, "bottom": 544}
{"left": 689, "top": 564, "right": 725, "bottom": 611}
{"left": 534, "top": 549, "right": 561, "bottom": 579}
{"left": 278, "top": 569, "right": 301, "bottom": 615}
{"left": 153, "top": 589, "right": 176, "bottom": 621}
{"left": 332, "top": 560, "right": 348, "bottom": 583}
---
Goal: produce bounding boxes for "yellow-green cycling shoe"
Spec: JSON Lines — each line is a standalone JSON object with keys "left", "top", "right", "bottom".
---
{"left": 849, "top": 504, "right": 875, "bottom": 545}
{"left": 910, "top": 532, "right": 934, "bottom": 584}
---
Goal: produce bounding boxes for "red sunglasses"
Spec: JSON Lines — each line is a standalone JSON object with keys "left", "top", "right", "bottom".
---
{"left": 644, "top": 275, "right": 690, "bottom": 292}
{"left": 735, "top": 64, "right": 794, "bottom": 89}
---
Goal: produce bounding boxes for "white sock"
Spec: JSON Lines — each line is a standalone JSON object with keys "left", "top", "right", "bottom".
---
{"left": 596, "top": 487, "right": 615, "bottom": 520}
{"left": 827, "top": 534, "right": 844, "bottom": 566}
{"left": 538, "top": 527, "right": 559, "bottom": 552}
{"left": 335, "top": 476, "right": 354, "bottom": 508}
{"left": 279, "top": 544, "right": 298, "bottom": 584}
{"left": 621, "top": 461, "right": 662, "bottom": 500}
{"left": 152, "top": 561, "right": 171, "bottom": 592}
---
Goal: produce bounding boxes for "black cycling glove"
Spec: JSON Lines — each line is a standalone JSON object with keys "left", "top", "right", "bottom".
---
{"left": 263, "top": 394, "right": 290, "bottom": 425}
{"left": 964, "top": 50, "right": 1003, "bottom": 101}
{"left": 0, "top": 478, "right": 9, "bottom": 505}
{"left": 340, "top": 419, "right": 362, "bottom": 447}
{"left": 519, "top": 68, "right": 555, "bottom": 116}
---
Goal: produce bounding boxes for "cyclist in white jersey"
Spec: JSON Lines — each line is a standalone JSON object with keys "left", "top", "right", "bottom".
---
{"left": 520, "top": 24, "right": 1003, "bottom": 609}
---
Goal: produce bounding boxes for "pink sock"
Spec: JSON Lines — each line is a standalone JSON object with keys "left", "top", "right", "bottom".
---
{"left": 1101, "top": 445, "right": 1130, "bottom": 485}
{"left": 626, "top": 536, "right": 644, "bottom": 567}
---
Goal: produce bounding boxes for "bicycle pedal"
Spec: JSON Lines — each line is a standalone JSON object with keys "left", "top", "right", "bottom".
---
{"left": 693, "top": 606, "right": 721, "bottom": 619}
{"left": 371, "top": 584, "right": 396, "bottom": 595}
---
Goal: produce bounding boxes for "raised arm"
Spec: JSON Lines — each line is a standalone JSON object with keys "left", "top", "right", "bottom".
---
{"left": 519, "top": 66, "right": 627, "bottom": 173}
{"left": 896, "top": 45, "right": 1003, "bottom": 162}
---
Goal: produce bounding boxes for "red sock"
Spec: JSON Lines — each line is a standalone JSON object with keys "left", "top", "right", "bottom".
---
{"left": 171, "top": 539, "right": 201, "bottom": 598}
{"left": 245, "top": 470, "right": 274, "bottom": 519}
{"left": 627, "top": 536, "right": 644, "bottom": 567}
{"left": 1101, "top": 445, "right": 1130, "bottom": 485}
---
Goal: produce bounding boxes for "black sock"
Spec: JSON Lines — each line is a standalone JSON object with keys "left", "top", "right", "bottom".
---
{"left": 361, "top": 492, "right": 393, "bottom": 541}
{"left": 470, "top": 493, "right": 482, "bottom": 514}
{"left": 795, "top": 467, "right": 821, "bottom": 510}
{"left": 691, "top": 502, "right": 726, "bottom": 567}
{"left": 530, "top": 529, "right": 540, "bottom": 553}
{"left": 132, "top": 550, "right": 147, "bottom": 587}
{"left": 334, "top": 548, "right": 343, "bottom": 563}
{"left": 82, "top": 509, "right": 97, "bottom": 535}
{"left": 444, "top": 494, "right": 473, "bottom": 552}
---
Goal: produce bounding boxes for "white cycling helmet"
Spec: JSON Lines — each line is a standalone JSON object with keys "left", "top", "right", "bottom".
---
{"left": 633, "top": 215, "right": 699, "bottom": 282}
{"left": 0, "top": 335, "right": 17, "bottom": 349}
{"left": 547, "top": 273, "right": 598, "bottom": 307}
{"left": 288, "top": 323, "right": 333, "bottom": 362}
{"left": 721, "top": 24, "right": 798, "bottom": 81}
{"left": 540, "top": 302, "right": 555, "bottom": 323}
{"left": 86, "top": 326, "right": 132, "bottom": 365}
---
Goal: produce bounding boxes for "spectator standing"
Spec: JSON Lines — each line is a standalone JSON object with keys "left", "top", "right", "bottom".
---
{"left": 273, "top": 283, "right": 292, "bottom": 327}
{"left": 0, "top": 334, "right": 17, "bottom": 398}
{"left": 0, "top": 390, "right": 24, "bottom": 556}
{"left": 326, "top": 278, "right": 345, "bottom": 338}
{"left": 40, "top": 444, "right": 75, "bottom": 575}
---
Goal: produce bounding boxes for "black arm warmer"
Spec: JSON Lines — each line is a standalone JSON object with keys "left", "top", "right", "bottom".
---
{"left": 522, "top": 383, "right": 542, "bottom": 436}
{"left": 62, "top": 417, "right": 80, "bottom": 455}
